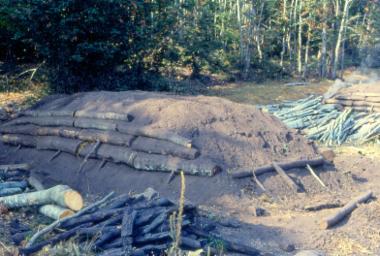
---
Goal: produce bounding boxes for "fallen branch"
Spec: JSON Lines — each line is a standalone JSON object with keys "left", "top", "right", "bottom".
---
{"left": 321, "top": 190, "right": 373, "bottom": 229}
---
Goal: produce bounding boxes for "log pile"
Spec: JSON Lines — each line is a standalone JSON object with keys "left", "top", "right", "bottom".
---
{"left": 264, "top": 95, "right": 380, "bottom": 145}
{"left": 16, "top": 188, "right": 262, "bottom": 256}
{"left": 0, "top": 110, "right": 221, "bottom": 176}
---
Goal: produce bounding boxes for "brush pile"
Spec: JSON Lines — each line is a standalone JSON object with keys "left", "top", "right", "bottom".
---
{"left": 16, "top": 188, "right": 261, "bottom": 256}
{"left": 265, "top": 95, "right": 380, "bottom": 145}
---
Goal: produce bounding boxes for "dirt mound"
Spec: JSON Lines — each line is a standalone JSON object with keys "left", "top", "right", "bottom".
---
{"left": 0, "top": 91, "right": 318, "bottom": 204}
{"left": 31, "top": 91, "right": 318, "bottom": 169}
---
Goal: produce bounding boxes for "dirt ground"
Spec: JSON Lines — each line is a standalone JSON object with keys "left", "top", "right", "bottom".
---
{"left": 1, "top": 76, "right": 380, "bottom": 255}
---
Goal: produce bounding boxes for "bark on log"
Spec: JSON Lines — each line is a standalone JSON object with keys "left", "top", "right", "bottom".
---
{"left": 272, "top": 162, "right": 301, "bottom": 193}
{"left": 27, "top": 176, "right": 75, "bottom": 220}
{"left": 0, "top": 187, "right": 23, "bottom": 196}
{"left": 74, "top": 118, "right": 118, "bottom": 131}
{"left": 321, "top": 190, "right": 373, "bottom": 229}
{"left": 131, "top": 137, "right": 199, "bottom": 160}
{"left": 231, "top": 157, "right": 325, "bottom": 179}
{"left": 23, "top": 110, "right": 134, "bottom": 122}
{"left": 325, "top": 98, "right": 380, "bottom": 107}
{"left": 0, "top": 185, "right": 83, "bottom": 211}
{"left": 0, "top": 163, "right": 31, "bottom": 171}
{"left": 37, "top": 136, "right": 81, "bottom": 155}
{"left": 39, "top": 205, "right": 74, "bottom": 220}
{"left": 1, "top": 134, "right": 218, "bottom": 176}
{"left": 0, "top": 170, "right": 27, "bottom": 180}
{"left": 0, "top": 180, "right": 27, "bottom": 190}
{"left": 74, "top": 110, "right": 133, "bottom": 122}
{"left": 5, "top": 116, "right": 75, "bottom": 127}
{"left": 22, "top": 110, "right": 75, "bottom": 118}
{"left": 117, "top": 123, "right": 192, "bottom": 148}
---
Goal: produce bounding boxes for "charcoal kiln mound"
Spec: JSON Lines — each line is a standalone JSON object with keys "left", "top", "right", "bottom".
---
{"left": 0, "top": 91, "right": 319, "bottom": 204}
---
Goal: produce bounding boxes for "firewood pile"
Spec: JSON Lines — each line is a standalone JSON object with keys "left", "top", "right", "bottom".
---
{"left": 0, "top": 110, "right": 221, "bottom": 176}
{"left": 1, "top": 173, "right": 262, "bottom": 256}
{"left": 264, "top": 94, "right": 380, "bottom": 145}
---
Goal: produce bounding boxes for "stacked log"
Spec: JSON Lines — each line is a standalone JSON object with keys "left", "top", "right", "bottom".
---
{"left": 264, "top": 95, "right": 380, "bottom": 145}
{"left": 0, "top": 110, "right": 222, "bottom": 176}
{"left": 19, "top": 188, "right": 262, "bottom": 256}
{"left": 0, "top": 134, "right": 219, "bottom": 176}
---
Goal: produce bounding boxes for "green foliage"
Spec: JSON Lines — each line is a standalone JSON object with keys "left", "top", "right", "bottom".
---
{"left": 0, "top": 0, "right": 379, "bottom": 92}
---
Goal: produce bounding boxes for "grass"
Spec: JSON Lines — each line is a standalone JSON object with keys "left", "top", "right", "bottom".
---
{"left": 206, "top": 79, "right": 332, "bottom": 105}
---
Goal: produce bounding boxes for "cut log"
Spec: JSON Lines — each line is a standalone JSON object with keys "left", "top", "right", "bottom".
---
{"left": 0, "top": 180, "right": 28, "bottom": 190}
{"left": 37, "top": 136, "right": 81, "bottom": 155}
{"left": 131, "top": 137, "right": 199, "bottom": 160}
{"left": 74, "top": 118, "right": 117, "bottom": 131}
{"left": 117, "top": 123, "right": 192, "bottom": 148}
{"left": 325, "top": 98, "right": 380, "bottom": 107}
{"left": 321, "top": 190, "right": 373, "bottom": 229}
{"left": 0, "top": 163, "right": 30, "bottom": 172}
{"left": 27, "top": 176, "right": 75, "bottom": 220}
{"left": 39, "top": 205, "right": 74, "bottom": 220}
{"left": 272, "top": 162, "right": 301, "bottom": 193}
{"left": 0, "top": 185, "right": 83, "bottom": 211}
{"left": 231, "top": 157, "right": 325, "bottom": 179}
{"left": 1, "top": 134, "right": 36, "bottom": 147}
{"left": 74, "top": 110, "right": 133, "bottom": 122}
{"left": 22, "top": 110, "right": 75, "bottom": 117}
{"left": 5, "top": 116, "right": 75, "bottom": 127}
{"left": 0, "top": 187, "right": 23, "bottom": 196}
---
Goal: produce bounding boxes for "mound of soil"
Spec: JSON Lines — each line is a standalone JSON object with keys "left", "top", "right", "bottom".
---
{"left": 0, "top": 91, "right": 318, "bottom": 204}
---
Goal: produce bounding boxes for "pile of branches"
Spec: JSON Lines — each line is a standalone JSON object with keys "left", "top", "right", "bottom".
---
{"left": 265, "top": 95, "right": 380, "bottom": 145}
{"left": 17, "top": 188, "right": 262, "bottom": 256}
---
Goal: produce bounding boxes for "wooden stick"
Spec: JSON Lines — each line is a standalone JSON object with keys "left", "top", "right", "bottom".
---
{"left": 231, "top": 157, "right": 325, "bottom": 179}
{"left": 96, "top": 158, "right": 107, "bottom": 172}
{"left": 25, "top": 191, "right": 115, "bottom": 247}
{"left": 78, "top": 140, "right": 101, "bottom": 173}
{"left": 272, "top": 162, "right": 301, "bottom": 193}
{"left": 49, "top": 150, "right": 62, "bottom": 162}
{"left": 0, "top": 163, "right": 30, "bottom": 171}
{"left": 252, "top": 171, "right": 266, "bottom": 192}
{"left": 321, "top": 190, "right": 373, "bottom": 229}
{"left": 166, "top": 170, "right": 176, "bottom": 184}
{"left": 306, "top": 164, "right": 326, "bottom": 188}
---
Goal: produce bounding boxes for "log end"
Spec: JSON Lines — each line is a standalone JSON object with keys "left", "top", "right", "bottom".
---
{"left": 320, "top": 220, "right": 329, "bottom": 230}
{"left": 59, "top": 209, "right": 75, "bottom": 219}
{"left": 64, "top": 190, "right": 84, "bottom": 211}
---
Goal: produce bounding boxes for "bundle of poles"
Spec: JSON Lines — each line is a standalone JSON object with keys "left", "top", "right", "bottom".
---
{"left": 12, "top": 187, "right": 261, "bottom": 256}
{"left": 264, "top": 94, "right": 380, "bottom": 145}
